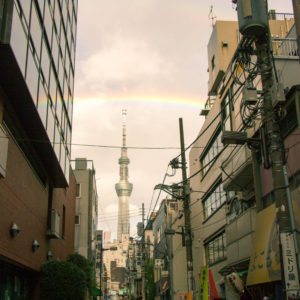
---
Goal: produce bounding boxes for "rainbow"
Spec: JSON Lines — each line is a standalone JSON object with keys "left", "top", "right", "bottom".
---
{"left": 74, "top": 95, "right": 206, "bottom": 110}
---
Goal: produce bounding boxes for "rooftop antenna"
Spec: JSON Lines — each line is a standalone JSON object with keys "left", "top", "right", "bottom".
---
{"left": 208, "top": 5, "right": 216, "bottom": 27}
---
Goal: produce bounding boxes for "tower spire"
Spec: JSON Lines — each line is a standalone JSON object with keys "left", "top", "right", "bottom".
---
{"left": 115, "top": 109, "right": 133, "bottom": 241}
{"left": 122, "top": 109, "right": 126, "bottom": 147}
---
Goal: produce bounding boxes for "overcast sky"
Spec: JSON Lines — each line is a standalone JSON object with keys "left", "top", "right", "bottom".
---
{"left": 71, "top": 0, "right": 293, "bottom": 239}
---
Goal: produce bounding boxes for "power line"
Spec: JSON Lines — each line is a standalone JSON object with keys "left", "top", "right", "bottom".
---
{"left": 171, "top": 78, "right": 244, "bottom": 162}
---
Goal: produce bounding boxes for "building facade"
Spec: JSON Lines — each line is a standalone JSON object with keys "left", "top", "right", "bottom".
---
{"left": 189, "top": 11, "right": 299, "bottom": 300}
{"left": 72, "top": 158, "right": 98, "bottom": 262}
{"left": 103, "top": 235, "right": 130, "bottom": 294}
{"left": 0, "top": 0, "right": 78, "bottom": 298}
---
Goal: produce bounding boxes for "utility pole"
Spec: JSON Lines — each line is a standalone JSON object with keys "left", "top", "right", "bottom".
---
{"left": 142, "top": 203, "right": 146, "bottom": 300}
{"left": 100, "top": 247, "right": 103, "bottom": 297}
{"left": 234, "top": 0, "right": 300, "bottom": 298}
{"left": 142, "top": 203, "right": 145, "bottom": 255}
{"left": 255, "top": 22, "right": 300, "bottom": 300}
{"left": 179, "top": 118, "right": 194, "bottom": 297}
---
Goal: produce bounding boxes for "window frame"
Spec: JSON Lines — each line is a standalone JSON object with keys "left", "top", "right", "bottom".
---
{"left": 200, "top": 126, "right": 223, "bottom": 177}
{"left": 205, "top": 231, "right": 226, "bottom": 266}
{"left": 202, "top": 179, "right": 226, "bottom": 220}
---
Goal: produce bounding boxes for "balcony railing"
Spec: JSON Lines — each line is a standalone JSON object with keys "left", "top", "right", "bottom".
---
{"left": 268, "top": 12, "right": 294, "bottom": 21}
{"left": 272, "top": 37, "right": 298, "bottom": 58}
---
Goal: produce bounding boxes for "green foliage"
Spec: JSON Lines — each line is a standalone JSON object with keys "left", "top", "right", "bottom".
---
{"left": 40, "top": 260, "right": 86, "bottom": 300}
{"left": 67, "top": 253, "right": 95, "bottom": 291}
{"left": 145, "top": 259, "right": 155, "bottom": 300}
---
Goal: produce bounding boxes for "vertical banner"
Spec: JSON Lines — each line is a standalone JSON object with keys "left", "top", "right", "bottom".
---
{"left": 208, "top": 269, "right": 219, "bottom": 299}
{"left": 280, "top": 232, "right": 300, "bottom": 297}
{"left": 199, "top": 266, "right": 209, "bottom": 300}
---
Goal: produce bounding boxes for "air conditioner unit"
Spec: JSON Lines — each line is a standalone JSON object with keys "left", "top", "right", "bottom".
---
{"left": 47, "top": 209, "right": 61, "bottom": 239}
{"left": 0, "top": 124, "right": 9, "bottom": 179}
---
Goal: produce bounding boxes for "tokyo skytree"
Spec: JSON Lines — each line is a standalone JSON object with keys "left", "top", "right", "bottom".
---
{"left": 115, "top": 109, "right": 133, "bottom": 241}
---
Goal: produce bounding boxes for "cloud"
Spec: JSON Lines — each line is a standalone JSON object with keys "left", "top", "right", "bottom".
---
{"left": 73, "top": 0, "right": 293, "bottom": 239}
{"left": 76, "top": 37, "right": 171, "bottom": 98}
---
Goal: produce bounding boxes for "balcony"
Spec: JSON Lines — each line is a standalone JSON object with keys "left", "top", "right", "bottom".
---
{"left": 226, "top": 207, "right": 256, "bottom": 265}
{"left": 222, "top": 144, "right": 253, "bottom": 191}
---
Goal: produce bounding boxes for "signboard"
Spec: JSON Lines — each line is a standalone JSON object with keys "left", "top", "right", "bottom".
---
{"left": 247, "top": 204, "right": 281, "bottom": 286}
{"left": 280, "top": 232, "right": 300, "bottom": 294}
{"left": 199, "top": 266, "right": 209, "bottom": 300}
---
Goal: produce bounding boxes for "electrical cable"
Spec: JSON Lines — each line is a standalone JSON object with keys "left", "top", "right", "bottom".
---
{"left": 146, "top": 165, "right": 170, "bottom": 223}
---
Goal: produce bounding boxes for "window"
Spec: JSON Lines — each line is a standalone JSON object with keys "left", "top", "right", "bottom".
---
{"left": 76, "top": 183, "right": 81, "bottom": 197}
{"left": 221, "top": 88, "right": 233, "bottom": 131}
{"left": 156, "top": 227, "right": 161, "bottom": 244}
{"left": 280, "top": 100, "right": 298, "bottom": 138}
{"left": 203, "top": 180, "right": 226, "bottom": 219}
{"left": 200, "top": 128, "right": 223, "bottom": 176}
{"left": 211, "top": 55, "right": 215, "bottom": 70}
{"left": 205, "top": 232, "right": 226, "bottom": 265}
{"left": 75, "top": 215, "right": 80, "bottom": 225}
{"left": 11, "top": 5, "right": 28, "bottom": 75}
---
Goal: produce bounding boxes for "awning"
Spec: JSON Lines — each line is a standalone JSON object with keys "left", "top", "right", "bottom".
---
{"left": 219, "top": 258, "right": 250, "bottom": 276}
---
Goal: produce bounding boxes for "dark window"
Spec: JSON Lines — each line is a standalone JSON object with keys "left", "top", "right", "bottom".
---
{"left": 76, "top": 183, "right": 81, "bottom": 197}
{"left": 280, "top": 101, "right": 298, "bottom": 138}
{"left": 75, "top": 215, "right": 80, "bottom": 225}
{"left": 211, "top": 55, "right": 215, "bottom": 70}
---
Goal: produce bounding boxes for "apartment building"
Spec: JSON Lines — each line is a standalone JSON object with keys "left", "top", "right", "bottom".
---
{"left": 0, "top": 1, "right": 78, "bottom": 299}
{"left": 152, "top": 198, "right": 188, "bottom": 300}
{"left": 103, "top": 234, "right": 130, "bottom": 293}
{"left": 72, "top": 158, "right": 98, "bottom": 262}
{"left": 189, "top": 12, "right": 299, "bottom": 300}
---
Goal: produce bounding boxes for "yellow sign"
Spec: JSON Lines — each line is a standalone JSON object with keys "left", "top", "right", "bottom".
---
{"left": 199, "top": 266, "right": 209, "bottom": 300}
{"left": 247, "top": 204, "right": 281, "bottom": 286}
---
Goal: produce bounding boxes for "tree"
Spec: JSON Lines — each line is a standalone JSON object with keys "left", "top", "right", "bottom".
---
{"left": 67, "top": 253, "right": 96, "bottom": 293}
{"left": 40, "top": 260, "right": 86, "bottom": 300}
{"left": 145, "top": 258, "right": 155, "bottom": 300}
